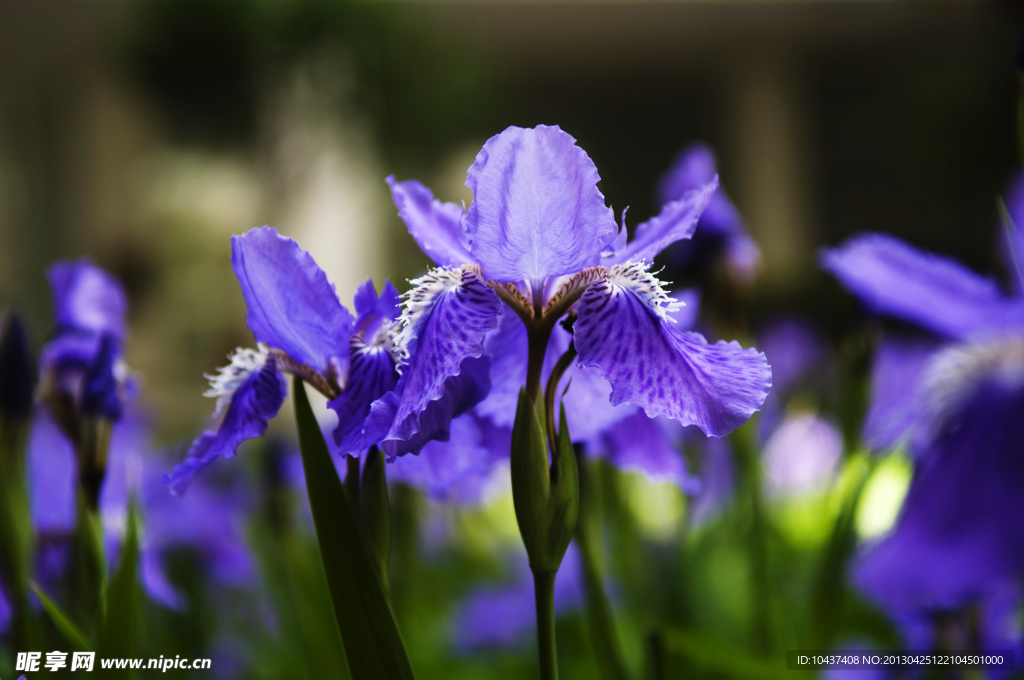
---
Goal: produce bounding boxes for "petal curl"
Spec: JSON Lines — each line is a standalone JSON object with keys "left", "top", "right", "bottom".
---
{"left": 821, "top": 233, "right": 1024, "bottom": 340}
{"left": 387, "top": 176, "right": 473, "bottom": 267}
{"left": 575, "top": 263, "right": 771, "bottom": 437}
{"left": 163, "top": 353, "right": 286, "bottom": 495}
{"left": 610, "top": 179, "right": 718, "bottom": 265}
{"left": 232, "top": 227, "right": 353, "bottom": 379}
{"left": 464, "top": 125, "right": 617, "bottom": 284}
{"left": 371, "top": 266, "right": 502, "bottom": 456}
{"left": 47, "top": 259, "right": 127, "bottom": 338}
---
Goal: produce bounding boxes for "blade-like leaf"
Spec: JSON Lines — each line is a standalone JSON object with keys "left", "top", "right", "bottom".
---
{"left": 31, "top": 582, "right": 90, "bottom": 652}
{"left": 293, "top": 377, "right": 415, "bottom": 680}
{"left": 98, "top": 502, "right": 140, "bottom": 674}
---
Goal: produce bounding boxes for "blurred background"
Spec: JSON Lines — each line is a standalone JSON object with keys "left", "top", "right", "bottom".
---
{"left": 2, "top": 0, "right": 1020, "bottom": 440}
{"left": 1, "top": 1, "right": 1023, "bottom": 677}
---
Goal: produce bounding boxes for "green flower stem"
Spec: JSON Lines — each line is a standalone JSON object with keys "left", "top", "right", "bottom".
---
{"left": 533, "top": 568, "right": 559, "bottom": 680}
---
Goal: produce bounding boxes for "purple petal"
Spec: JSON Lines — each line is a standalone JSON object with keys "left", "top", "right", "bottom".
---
{"left": 163, "top": 354, "right": 286, "bottom": 495}
{"left": 689, "top": 435, "right": 735, "bottom": 526}
{"left": 575, "top": 265, "right": 771, "bottom": 437}
{"left": 590, "top": 411, "right": 698, "bottom": 492}
{"left": 232, "top": 227, "right": 353, "bottom": 379}
{"left": 387, "top": 413, "right": 509, "bottom": 505}
{"left": 657, "top": 144, "right": 719, "bottom": 207}
{"left": 757, "top": 318, "right": 826, "bottom": 394}
{"left": 862, "top": 337, "right": 941, "bottom": 451}
{"left": 464, "top": 125, "right": 617, "bottom": 284}
{"left": 854, "top": 379, "right": 1024, "bottom": 611}
{"left": 373, "top": 267, "right": 502, "bottom": 456}
{"left": 474, "top": 312, "right": 533, "bottom": 429}
{"left": 386, "top": 176, "right": 473, "bottom": 267}
{"left": 821, "top": 233, "right": 1024, "bottom": 340}
{"left": 47, "top": 259, "right": 127, "bottom": 338}
{"left": 611, "top": 179, "right": 718, "bottom": 265}
{"left": 330, "top": 343, "right": 400, "bottom": 454}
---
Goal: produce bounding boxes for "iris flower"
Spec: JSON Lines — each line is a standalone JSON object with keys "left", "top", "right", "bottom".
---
{"left": 821, "top": 219, "right": 1024, "bottom": 617}
{"left": 386, "top": 124, "right": 771, "bottom": 453}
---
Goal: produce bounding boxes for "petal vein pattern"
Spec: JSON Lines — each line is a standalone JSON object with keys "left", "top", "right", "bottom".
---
{"left": 575, "top": 265, "right": 771, "bottom": 437}
{"left": 464, "top": 125, "right": 617, "bottom": 283}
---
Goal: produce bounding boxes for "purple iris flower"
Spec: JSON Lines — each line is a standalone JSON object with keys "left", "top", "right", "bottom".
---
{"left": 755, "top": 318, "right": 829, "bottom": 442}
{"left": 39, "top": 259, "right": 129, "bottom": 425}
{"left": 386, "top": 125, "right": 771, "bottom": 455}
{"left": 164, "top": 226, "right": 406, "bottom": 494}
{"left": 822, "top": 230, "right": 1024, "bottom": 627}
{"left": 656, "top": 144, "right": 760, "bottom": 283}
{"left": 452, "top": 542, "right": 585, "bottom": 650}
{"left": 28, "top": 410, "right": 254, "bottom": 610}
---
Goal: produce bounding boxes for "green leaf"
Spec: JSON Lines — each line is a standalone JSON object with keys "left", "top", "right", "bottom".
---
{"left": 661, "top": 628, "right": 798, "bottom": 680}
{"left": 292, "top": 377, "right": 415, "bottom": 680}
{"left": 359, "top": 446, "right": 393, "bottom": 594}
{"left": 98, "top": 502, "right": 140, "bottom": 674}
{"left": 31, "top": 582, "right": 90, "bottom": 652}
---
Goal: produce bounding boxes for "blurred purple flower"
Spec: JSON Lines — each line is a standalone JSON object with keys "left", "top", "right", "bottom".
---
{"left": 755, "top": 318, "right": 828, "bottom": 441}
{"left": 452, "top": 542, "right": 585, "bottom": 650}
{"left": 823, "top": 231, "right": 1024, "bottom": 636}
{"left": 39, "top": 259, "right": 129, "bottom": 426}
{"left": 762, "top": 413, "right": 842, "bottom": 498}
{"left": 656, "top": 144, "right": 760, "bottom": 283}
{"left": 28, "top": 410, "right": 254, "bottom": 610}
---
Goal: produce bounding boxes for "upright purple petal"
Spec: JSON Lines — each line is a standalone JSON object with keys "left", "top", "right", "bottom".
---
{"left": 610, "top": 179, "right": 718, "bottom": 265}
{"left": 575, "top": 264, "right": 771, "bottom": 437}
{"left": 163, "top": 353, "right": 286, "bottom": 495}
{"left": 862, "top": 338, "right": 941, "bottom": 452}
{"left": 590, "top": 411, "right": 697, "bottom": 492}
{"left": 464, "top": 125, "right": 617, "bottom": 284}
{"left": 232, "top": 227, "right": 354, "bottom": 379}
{"left": 47, "top": 259, "right": 127, "bottom": 338}
{"left": 387, "top": 176, "right": 473, "bottom": 267}
{"left": 371, "top": 266, "right": 502, "bottom": 457}
{"left": 821, "top": 233, "right": 1024, "bottom": 340}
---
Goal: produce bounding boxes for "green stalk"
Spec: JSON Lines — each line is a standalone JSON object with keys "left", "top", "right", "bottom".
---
{"left": 534, "top": 569, "right": 559, "bottom": 680}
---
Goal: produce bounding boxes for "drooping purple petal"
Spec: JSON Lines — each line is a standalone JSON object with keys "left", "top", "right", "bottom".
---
{"left": 388, "top": 413, "right": 509, "bottom": 505}
{"left": 464, "top": 125, "right": 617, "bottom": 284}
{"left": 762, "top": 413, "right": 842, "bottom": 497}
{"left": 575, "top": 264, "right": 771, "bottom": 437}
{"left": 387, "top": 176, "right": 473, "bottom": 267}
{"left": 231, "top": 227, "right": 354, "bottom": 379}
{"left": 473, "top": 312, "right": 533, "bottom": 429}
{"left": 862, "top": 337, "right": 941, "bottom": 452}
{"left": 853, "top": 376, "right": 1024, "bottom": 612}
{"left": 330, "top": 342, "right": 400, "bottom": 454}
{"left": 371, "top": 267, "right": 501, "bottom": 457}
{"left": 47, "top": 259, "right": 127, "bottom": 339}
{"left": 590, "top": 411, "right": 698, "bottom": 492}
{"left": 821, "top": 233, "right": 1024, "bottom": 340}
{"left": 609, "top": 179, "right": 718, "bottom": 265}
{"left": 163, "top": 353, "right": 286, "bottom": 495}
